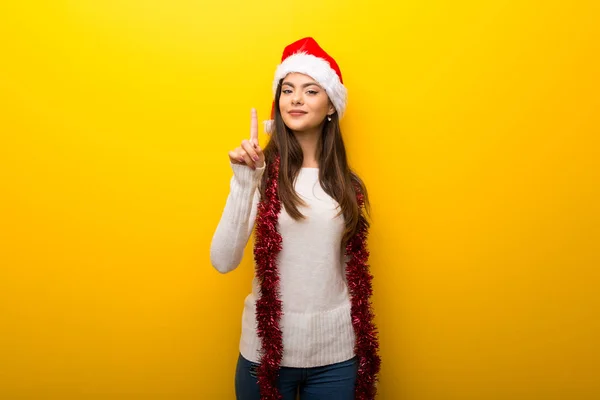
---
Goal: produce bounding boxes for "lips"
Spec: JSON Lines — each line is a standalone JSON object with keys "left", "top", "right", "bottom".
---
{"left": 288, "top": 111, "right": 307, "bottom": 116}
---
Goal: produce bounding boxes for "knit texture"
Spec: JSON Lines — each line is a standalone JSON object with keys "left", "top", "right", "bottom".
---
{"left": 210, "top": 162, "right": 356, "bottom": 367}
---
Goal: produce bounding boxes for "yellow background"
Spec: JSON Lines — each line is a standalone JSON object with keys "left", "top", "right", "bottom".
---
{"left": 1, "top": 1, "right": 598, "bottom": 399}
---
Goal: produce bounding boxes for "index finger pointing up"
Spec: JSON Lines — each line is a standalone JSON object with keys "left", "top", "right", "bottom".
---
{"left": 250, "top": 108, "right": 259, "bottom": 147}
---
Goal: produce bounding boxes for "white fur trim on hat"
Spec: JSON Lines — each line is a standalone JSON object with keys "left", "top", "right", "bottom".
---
{"left": 263, "top": 119, "right": 275, "bottom": 134}
{"left": 272, "top": 52, "right": 347, "bottom": 119}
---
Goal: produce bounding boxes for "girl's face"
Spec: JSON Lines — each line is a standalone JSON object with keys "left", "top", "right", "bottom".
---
{"left": 279, "top": 72, "right": 335, "bottom": 134}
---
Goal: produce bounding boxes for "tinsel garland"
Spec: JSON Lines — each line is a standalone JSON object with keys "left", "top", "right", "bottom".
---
{"left": 253, "top": 154, "right": 381, "bottom": 399}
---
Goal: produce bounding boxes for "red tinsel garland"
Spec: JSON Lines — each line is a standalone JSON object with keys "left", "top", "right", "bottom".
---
{"left": 253, "top": 154, "right": 381, "bottom": 399}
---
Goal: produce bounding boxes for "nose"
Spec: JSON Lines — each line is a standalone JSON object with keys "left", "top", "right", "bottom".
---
{"left": 292, "top": 93, "right": 303, "bottom": 104}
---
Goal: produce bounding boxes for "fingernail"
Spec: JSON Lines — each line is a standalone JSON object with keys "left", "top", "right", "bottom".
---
{"left": 252, "top": 155, "right": 259, "bottom": 161}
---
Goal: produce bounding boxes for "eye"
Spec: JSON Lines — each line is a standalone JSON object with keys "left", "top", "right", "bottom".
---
{"left": 282, "top": 89, "right": 292, "bottom": 94}
{"left": 307, "top": 90, "right": 318, "bottom": 95}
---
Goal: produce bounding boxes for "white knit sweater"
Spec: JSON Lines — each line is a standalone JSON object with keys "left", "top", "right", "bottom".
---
{"left": 210, "top": 161, "right": 356, "bottom": 367}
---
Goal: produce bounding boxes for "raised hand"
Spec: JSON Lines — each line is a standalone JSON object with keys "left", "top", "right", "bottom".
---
{"left": 228, "top": 108, "right": 265, "bottom": 170}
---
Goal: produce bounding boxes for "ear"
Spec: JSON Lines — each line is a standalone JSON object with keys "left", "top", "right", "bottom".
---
{"left": 328, "top": 101, "right": 335, "bottom": 116}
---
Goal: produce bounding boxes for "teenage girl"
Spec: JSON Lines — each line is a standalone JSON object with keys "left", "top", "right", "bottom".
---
{"left": 210, "top": 37, "right": 380, "bottom": 400}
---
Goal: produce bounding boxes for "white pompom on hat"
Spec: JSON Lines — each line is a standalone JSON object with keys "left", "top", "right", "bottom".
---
{"left": 263, "top": 37, "right": 347, "bottom": 134}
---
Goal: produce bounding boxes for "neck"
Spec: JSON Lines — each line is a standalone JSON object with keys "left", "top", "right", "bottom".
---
{"left": 292, "top": 125, "right": 322, "bottom": 168}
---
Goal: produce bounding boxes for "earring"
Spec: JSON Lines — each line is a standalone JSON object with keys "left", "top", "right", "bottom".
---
{"left": 327, "top": 115, "right": 332, "bottom": 122}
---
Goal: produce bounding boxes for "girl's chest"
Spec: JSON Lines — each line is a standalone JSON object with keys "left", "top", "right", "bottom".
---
{"left": 277, "top": 175, "right": 345, "bottom": 235}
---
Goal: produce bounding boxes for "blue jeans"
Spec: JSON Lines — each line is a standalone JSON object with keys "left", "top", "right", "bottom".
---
{"left": 235, "top": 353, "right": 358, "bottom": 400}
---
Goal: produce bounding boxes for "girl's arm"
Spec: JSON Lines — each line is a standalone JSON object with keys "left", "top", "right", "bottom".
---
{"left": 209, "top": 162, "right": 265, "bottom": 273}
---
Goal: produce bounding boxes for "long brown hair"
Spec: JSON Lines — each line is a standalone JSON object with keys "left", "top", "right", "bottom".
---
{"left": 260, "top": 79, "right": 371, "bottom": 248}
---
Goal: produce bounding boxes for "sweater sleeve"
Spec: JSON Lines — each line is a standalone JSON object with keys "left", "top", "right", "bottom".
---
{"left": 209, "top": 162, "right": 266, "bottom": 274}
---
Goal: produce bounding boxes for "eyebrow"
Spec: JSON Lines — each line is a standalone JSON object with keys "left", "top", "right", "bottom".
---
{"left": 282, "top": 81, "right": 321, "bottom": 88}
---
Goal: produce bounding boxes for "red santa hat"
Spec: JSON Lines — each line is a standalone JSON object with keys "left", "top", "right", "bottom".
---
{"left": 263, "top": 37, "right": 348, "bottom": 133}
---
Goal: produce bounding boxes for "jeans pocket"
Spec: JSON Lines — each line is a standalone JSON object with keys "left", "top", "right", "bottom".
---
{"left": 240, "top": 354, "right": 260, "bottom": 379}
{"left": 248, "top": 363, "right": 259, "bottom": 378}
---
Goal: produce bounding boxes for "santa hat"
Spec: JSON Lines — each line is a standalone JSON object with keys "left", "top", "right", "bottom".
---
{"left": 263, "top": 37, "right": 348, "bottom": 134}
